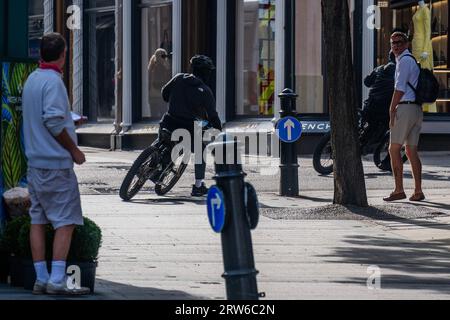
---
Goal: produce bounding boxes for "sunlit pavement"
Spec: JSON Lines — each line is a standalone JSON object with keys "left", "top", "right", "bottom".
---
{"left": 1, "top": 148, "right": 450, "bottom": 300}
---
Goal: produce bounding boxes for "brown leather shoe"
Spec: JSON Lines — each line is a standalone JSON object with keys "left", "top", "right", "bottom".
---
{"left": 410, "top": 192, "right": 426, "bottom": 202}
{"left": 383, "top": 192, "right": 407, "bottom": 202}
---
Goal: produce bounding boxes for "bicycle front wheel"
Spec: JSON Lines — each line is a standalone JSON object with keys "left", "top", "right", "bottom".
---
{"left": 120, "top": 147, "right": 159, "bottom": 201}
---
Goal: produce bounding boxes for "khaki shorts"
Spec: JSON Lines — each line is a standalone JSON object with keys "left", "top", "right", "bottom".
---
{"left": 28, "top": 168, "right": 84, "bottom": 229}
{"left": 390, "top": 104, "right": 423, "bottom": 147}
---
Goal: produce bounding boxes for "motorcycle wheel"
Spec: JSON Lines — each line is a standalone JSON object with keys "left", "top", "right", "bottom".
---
{"left": 373, "top": 133, "right": 408, "bottom": 172}
{"left": 313, "top": 133, "right": 334, "bottom": 175}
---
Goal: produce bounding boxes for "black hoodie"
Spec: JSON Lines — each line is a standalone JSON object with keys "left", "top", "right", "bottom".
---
{"left": 364, "top": 53, "right": 396, "bottom": 112}
{"left": 161, "top": 73, "right": 222, "bottom": 131}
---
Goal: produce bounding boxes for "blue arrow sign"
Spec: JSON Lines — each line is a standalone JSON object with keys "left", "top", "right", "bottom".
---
{"left": 207, "top": 186, "right": 226, "bottom": 233}
{"left": 277, "top": 116, "right": 303, "bottom": 143}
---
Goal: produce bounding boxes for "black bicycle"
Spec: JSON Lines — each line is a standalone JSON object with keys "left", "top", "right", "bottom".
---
{"left": 119, "top": 128, "right": 189, "bottom": 201}
{"left": 313, "top": 111, "right": 408, "bottom": 175}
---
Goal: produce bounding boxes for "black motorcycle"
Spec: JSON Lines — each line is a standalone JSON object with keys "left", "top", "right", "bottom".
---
{"left": 313, "top": 110, "right": 408, "bottom": 175}
{"left": 119, "top": 128, "right": 189, "bottom": 201}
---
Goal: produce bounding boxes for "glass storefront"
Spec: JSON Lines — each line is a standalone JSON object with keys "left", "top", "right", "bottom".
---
{"left": 239, "top": 0, "right": 276, "bottom": 117}
{"left": 295, "top": 0, "right": 324, "bottom": 114}
{"left": 377, "top": 0, "right": 450, "bottom": 113}
{"left": 28, "top": 0, "right": 44, "bottom": 59}
{"left": 140, "top": 0, "right": 173, "bottom": 120}
{"left": 85, "top": 0, "right": 116, "bottom": 122}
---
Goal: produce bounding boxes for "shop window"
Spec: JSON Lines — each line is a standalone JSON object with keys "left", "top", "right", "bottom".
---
{"left": 295, "top": 0, "right": 324, "bottom": 114}
{"left": 140, "top": 0, "right": 173, "bottom": 120}
{"left": 431, "top": 0, "right": 449, "bottom": 113}
{"left": 377, "top": 0, "right": 450, "bottom": 114}
{"left": 85, "top": 0, "right": 116, "bottom": 121}
{"left": 28, "top": 0, "right": 44, "bottom": 59}
{"left": 238, "top": 0, "right": 275, "bottom": 117}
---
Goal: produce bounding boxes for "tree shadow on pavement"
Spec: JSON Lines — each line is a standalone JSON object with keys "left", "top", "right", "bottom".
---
{"left": 406, "top": 172, "right": 450, "bottom": 182}
{"left": 346, "top": 205, "right": 450, "bottom": 231}
{"left": 408, "top": 200, "right": 450, "bottom": 213}
{"left": 296, "top": 195, "right": 333, "bottom": 203}
{"left": 321, "top": 235, "right": 450, "bottom": 294}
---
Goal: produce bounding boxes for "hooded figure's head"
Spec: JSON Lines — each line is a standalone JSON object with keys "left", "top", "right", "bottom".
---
{"left": 389, "top": 50, "right": 396, "bottom": 64}
{"left": 190, "top": 55, "right": 216, "bottom": 83}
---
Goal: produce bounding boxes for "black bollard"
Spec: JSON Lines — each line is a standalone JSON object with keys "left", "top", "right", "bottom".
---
{"left": 278, "top": 88, "right": 300, "bottom": 197}
{"left": 209, "top": 133, "right": 260, "bottom": 300}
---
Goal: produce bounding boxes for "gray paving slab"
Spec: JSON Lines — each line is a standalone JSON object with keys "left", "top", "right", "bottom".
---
{"left": 1, "top": 149, "right": 450, "bottom": 300}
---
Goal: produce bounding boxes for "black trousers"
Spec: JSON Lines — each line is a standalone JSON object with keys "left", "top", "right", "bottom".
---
{"left": 160, "top": 113, "right": 207, "bottom": 181}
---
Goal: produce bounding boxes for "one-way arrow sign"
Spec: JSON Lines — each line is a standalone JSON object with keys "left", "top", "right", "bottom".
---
{"left": 277, "top": 116, "right": 303, "bottom": 143}
{"left": 207, "top": 186, "right": 226, "bottom": 233}
{"left": 284, "top": 118, "right": 295, "bottom": 141}
{"left": 210, "top": 193, "right": 222, "bottom": 228}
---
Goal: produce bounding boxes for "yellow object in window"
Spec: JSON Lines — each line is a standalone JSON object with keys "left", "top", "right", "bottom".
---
{"left": 412, "top": 4, "right": 437, "bottom": 112}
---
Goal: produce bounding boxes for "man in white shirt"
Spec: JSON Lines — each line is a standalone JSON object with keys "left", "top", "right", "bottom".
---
{"left": 22, "top": 33, "right": 90, "bottom": 295}
{"left": 384, "top": 32, "right": 425, "bottom": 202}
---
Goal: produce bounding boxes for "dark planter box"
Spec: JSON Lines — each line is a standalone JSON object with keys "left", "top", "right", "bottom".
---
{"left": 22, "top": 260, "right": 97, "bottom": 293}
{"left": 0, "top": 251, "right": 9, "bottom": 284}
{"left": 9, "top": 255, "right": 24, "bottom": 287}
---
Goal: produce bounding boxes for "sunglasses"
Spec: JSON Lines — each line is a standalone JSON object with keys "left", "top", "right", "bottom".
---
{"left": 391, "top": 40, "right": 406, "bottom": 46}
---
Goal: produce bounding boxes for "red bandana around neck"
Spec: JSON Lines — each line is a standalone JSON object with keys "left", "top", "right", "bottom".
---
{"left": 39, "top": 62, "right": 63, "bottom": 74}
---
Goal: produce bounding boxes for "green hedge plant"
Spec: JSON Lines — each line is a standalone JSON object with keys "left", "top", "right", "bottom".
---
{"left": 13, "top": 217, "right": 102, "bottom": 262}
{"left": 1, "top": 215, "right": 31, "bottom": 255}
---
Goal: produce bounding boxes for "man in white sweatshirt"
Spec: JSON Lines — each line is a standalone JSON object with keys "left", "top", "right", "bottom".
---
{"left": 22, "top": 33, "right": 89, "bottom": 295}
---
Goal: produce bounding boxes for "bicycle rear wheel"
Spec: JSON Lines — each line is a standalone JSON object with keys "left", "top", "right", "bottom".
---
{"left": 120, "top": 147, "right": 159, "bottom": 201}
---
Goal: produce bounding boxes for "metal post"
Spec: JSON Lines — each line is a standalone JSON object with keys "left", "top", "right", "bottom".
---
{"left": 279, "top": 88, "right": 299, "bottom": 197}
{"left": 209, "top": 134, "right": 260, "bottom": 300}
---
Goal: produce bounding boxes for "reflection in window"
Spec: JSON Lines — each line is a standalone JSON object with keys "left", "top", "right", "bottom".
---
{"left": 295, "top": 0, "right": 324, "bottom": 114}
{"left": 241, "top": 0, "right": 275, "bottom": 116}
{"left": 86, "top": 0, "right": 116, "bottom": 121}
{"left": 141, "top": 1, "right": 173, "bottom": 119}
{"left": 28, "top": 0, "right": 44, "bottom": 59}
{"left": 376, "top": 0, "right": 450, "bottom": 113}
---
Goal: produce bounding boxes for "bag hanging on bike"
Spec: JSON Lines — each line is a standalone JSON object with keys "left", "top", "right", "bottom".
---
{"left": 403, "top": 54, "right": 440, "bottom": 105}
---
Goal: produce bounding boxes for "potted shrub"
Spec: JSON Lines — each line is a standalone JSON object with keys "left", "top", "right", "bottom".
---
{"left": 1, "top": 215, "right": 32, "bottom": 287}
{"left": 0, "top": 229, "right": 10, "bottom": 284}
{"left": 0, "top": 216, "right": 102, "bottom": 292}
{"left": 18, "top": 217, "right": 102, "bottom": 293}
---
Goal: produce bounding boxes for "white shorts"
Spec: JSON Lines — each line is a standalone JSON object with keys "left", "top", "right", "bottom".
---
{"left": 28, "top": 168, "right": 84, "bottom": 229}
{"left": 390, "top": 104, "right": 423, "bottom": 147}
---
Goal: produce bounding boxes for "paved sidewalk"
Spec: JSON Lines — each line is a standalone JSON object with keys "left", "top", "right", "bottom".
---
{"left": 1, "top": 150, "right": 450, "bottom": 300}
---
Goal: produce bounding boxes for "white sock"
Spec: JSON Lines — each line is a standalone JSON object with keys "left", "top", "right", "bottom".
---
{"left": 34, "top": 261, "right": 49, "bottom": 283}
{"left": 49, "top": 261, "right": 67, "bottom": 285}
{"left": 195, "top": 180, "right": 204, "bottom": 188}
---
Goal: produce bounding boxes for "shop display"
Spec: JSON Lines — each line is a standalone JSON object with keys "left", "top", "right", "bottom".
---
{"left": 413, "top": 1, "right": 436, "bottom": 112}
{"left": 431, "top": 0, "right": 450, "bottom": 111}
{"left": 381, "top": 0, "right": 450, "bottom": 112}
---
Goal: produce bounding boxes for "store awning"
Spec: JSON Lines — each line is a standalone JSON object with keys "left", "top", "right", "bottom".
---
{"left": 390, "top": 0, "right": 429, "bottom": 9}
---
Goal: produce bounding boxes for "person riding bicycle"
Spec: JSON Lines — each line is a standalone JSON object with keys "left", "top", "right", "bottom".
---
{"left": 160, "top": 55, "right": 222, "bottom": 197}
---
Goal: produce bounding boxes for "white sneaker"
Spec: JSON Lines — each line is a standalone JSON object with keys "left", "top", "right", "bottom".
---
{"left": 46, "top": 279, "right": 91, "bottom": 296}
{"left": 32, "top": 280, "right": 48, "bottom": 295}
